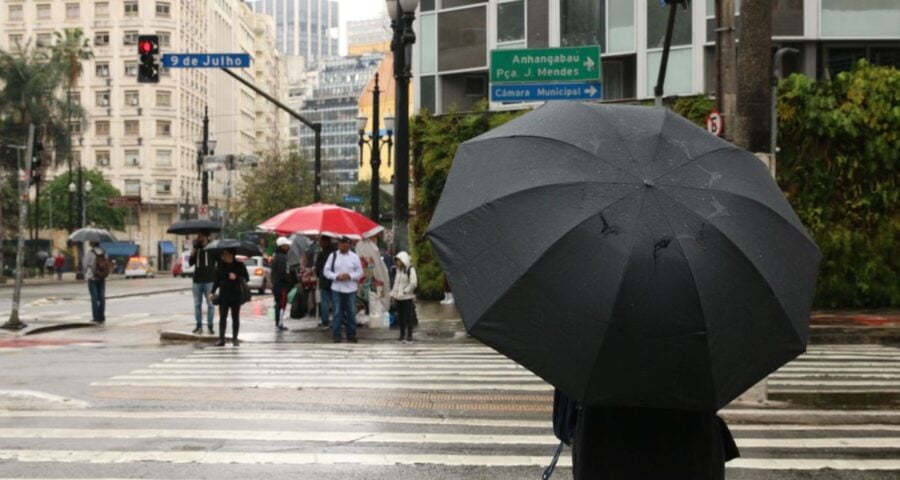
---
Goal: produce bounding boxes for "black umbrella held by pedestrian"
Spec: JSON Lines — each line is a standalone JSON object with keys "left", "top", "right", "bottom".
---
{"left": 69, "top": 227, "right": 116, "bottom": 244}
{"left": 167, "top": 219, "right": 222, "bottom": 235}
{"left": 204, "top": 239, "right": 262, "bottom": 258}
{"left": 427, "top": 103, "right": 820, "bottom": 411}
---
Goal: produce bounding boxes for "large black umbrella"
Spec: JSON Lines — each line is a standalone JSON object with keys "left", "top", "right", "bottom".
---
{"left": 427, "top": 103, "right": 820, "bottom": 411}
{"left": 69, "top": 227, "right": 116, "bottom": 243}
{"left": 166, "top": 219, "right": 222, "bottom": 235}
{"left": 204, "top": 239, "right": 262, "bottom": 257}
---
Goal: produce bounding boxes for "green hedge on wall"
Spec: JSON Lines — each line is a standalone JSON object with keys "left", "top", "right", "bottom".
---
{"left": 409, "top": 63, "right": 898, "bottom": 308}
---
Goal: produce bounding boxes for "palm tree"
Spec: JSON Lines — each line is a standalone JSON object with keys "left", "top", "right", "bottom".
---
{"left": 51, "top": 28, "right": 93, "bottom": 170}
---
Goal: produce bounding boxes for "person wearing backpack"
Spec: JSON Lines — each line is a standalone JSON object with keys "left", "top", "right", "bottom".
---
{"left": 323, "top": 236, "right": 362, "bottom": 343}
{"left": 390, "top": 251, "right": 417, "bottom": 343}
{"left": 83, "top": 242, "right": 110, "bottom": 324}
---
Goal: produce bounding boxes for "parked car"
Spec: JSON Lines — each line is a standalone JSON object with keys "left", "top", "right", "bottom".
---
{"left": 180, "top": 250, "right": 194, "bottom": 278}
{"left": 239, "top": 255, "right": 271, "bottom": 295}
{"left": 125, "top": 256, "right": 156, "bottom": 279}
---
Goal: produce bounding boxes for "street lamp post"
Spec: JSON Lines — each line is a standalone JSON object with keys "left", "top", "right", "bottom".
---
{"left": 387, "top": 0, "right": 418, "bottom": 254}
{"left": 195, "top": 107, "right": 216, "bottom": 213}
{"left": 83, "top": 180, "right": 93, "bottom": 226}
{"left": 357, "top": 74, "right": 394, "bottom": 222}
{"left": 67, "top": 179, "right": 85, "bottom": 279}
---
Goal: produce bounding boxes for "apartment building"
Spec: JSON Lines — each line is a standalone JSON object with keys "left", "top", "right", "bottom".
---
{"left": 248, "top": 0, "right": 339, "bottom": 66}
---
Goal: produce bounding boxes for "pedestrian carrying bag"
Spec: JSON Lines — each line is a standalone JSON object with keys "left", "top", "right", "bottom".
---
{"left": 543, "top": 389, "right": 579, "bottom": 480}
{"left": 94, "top": 253, "right": 111, "bottom": 279}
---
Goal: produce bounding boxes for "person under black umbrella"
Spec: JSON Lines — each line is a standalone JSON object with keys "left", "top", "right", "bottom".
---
{"left": 189, "top": 230, "right": 218, "bottom": 335}
{"left": 209, "top": 248, "right": 249, "bottom": 347}
{"left": 271, "top": 237, "right": 293, "bottom": 332}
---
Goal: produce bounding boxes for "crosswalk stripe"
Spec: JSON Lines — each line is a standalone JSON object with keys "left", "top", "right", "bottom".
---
{"left": 91, "top": 380, "right": 554, "bottom": 391}
{"left": 110, "top": 374, "right": 544, "bottom": 383}
{"left": 129, "top": 369, "right": 538, "bottom": 377}
{"left": 1, "top": 450, "right": 898, "bottom": 470}
{"left": 2, "top": 428, "right": 899, "bottom": 449}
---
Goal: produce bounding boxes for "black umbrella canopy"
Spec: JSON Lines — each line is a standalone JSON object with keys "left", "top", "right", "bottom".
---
{"left": 427, "top": 103, "right": 821, "bottom": 411}
{"left": 68, "top": 227, "right": 116, "bottom": 243}
{"left": 204, "top": 239, "right": 262, "bottom": 257}
{"left": 166, "top": 219, "right": 222, "bottom": 235}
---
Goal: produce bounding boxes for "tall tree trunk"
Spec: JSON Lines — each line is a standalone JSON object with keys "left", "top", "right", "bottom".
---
{"left": 734, "top": 0, "right": 772, "bottom": 152}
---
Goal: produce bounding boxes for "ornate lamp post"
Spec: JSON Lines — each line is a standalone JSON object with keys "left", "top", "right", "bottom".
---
{"left": 357, "top": 74, "right": 394, "bottom": 222}
{"left": 386, "top": 0, "right": 418, "bottom": 253}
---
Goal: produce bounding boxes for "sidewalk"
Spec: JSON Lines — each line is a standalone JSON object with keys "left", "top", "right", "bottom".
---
{"left": 0, "top": 272, "right": 133, "bottom": 288}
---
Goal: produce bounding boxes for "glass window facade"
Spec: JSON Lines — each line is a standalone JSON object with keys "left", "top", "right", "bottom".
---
{"left": 822, "top": 0, "right": 900, "bottom": 37}
{"left": 527, "top": 0, "right": 549, "bottom": 47}
{"left": 647, "top": 1, "right": 692, "bottom": 49}
{"left": 421, "top": 75, "right": 437, "bottom": 113}
{"left": 647, "top": 47, "right": 692, "bottom": 95}
{"left": 438, "top": 6, "right": 487, "bottom": 71}
{"left": 608, "top": 0, "right": 634, "bottom": 52}
{"left": 420, "top": 14, "right": 437, "bottom": 75}
{"left": 497, "top": 1, "right": 526, "bottom": 44}
{"left": 561, "top": 0, "right": 604, "bottom": 48}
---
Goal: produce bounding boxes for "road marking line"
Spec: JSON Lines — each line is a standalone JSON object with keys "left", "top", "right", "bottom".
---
{"left": 110, "top": 375, "right": 545, "bottom": 384}
{"left": 89, "top": 380, "right": 554, "bottom": 391}
{"left": 768, "top": 380, "right": 900, "bottom": 386}
{"left": 0, "top": 450, "right": 898, "bottom": 470}
{"left": 129, "top": 369, "right": 538, "bottom": 377}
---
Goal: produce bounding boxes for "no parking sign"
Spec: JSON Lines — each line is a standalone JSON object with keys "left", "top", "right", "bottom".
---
{"left": 706, "top": 110, "right": 724, "bottom": 137}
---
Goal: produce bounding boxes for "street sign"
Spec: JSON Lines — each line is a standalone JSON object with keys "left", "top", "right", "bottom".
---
{"left": 706, "top": 110, "right": 724, "bottom": 137}
{"left": 491, "top": 46, "right": 601, "bottom": 84}
{"left": 491, "top": 82, "right": 602, "bottom": 102}
{"left": 107, "top": 195, "right": 142, "bottom": 207}
{"left": 343, "top": 194, "right": 363, "bottom": 205}
{"left": 162, "top": 53, "right": 251, "bottom": 68}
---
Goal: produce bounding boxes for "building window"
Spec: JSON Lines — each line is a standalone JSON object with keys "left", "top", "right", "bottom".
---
{"left": 96, "top": 90, "right": 111, "bottom": 107}
{"left": 156, "top": 120, "right": 172, "bottom": 137}
{"left": 69, "top": 122, "right": 82, "bottom": 135}
{"left": 608, "top": 0, "right": 635, "bottom": 52}
{"left": 156, "top": 2, "right": 171, "bottom": 17}
{"left": 95, "top": 2, "right": 109, "bottom": 17}
{"left": 155, "top": 150, "right": 172, "bottom": 167}
{"left": 66, "top": 3, "right": 80, "bottom": 19}
{"left": 157, "top": 31, "right": 171, "bottom": 47}
{"left": 125, "top": 179, "right": 141, "bottom": 195}
{"left": 94, "top": 32, "right": 109, "bottom": 47}
{"left": 125, "top": 120, "right": 140, "bottom": 136}
{"left": 96, "top": 151, "right": 110, "bottom": 167}
{"left": 125, "top": 62, "right": 138, "bottom": 77}
{"left": 123, "top": 31, "right": 139, "bottom": 45}
{"left": 156, "top": 91, "right": 172, "bottom": 107}
{"left": 124, "top": 1, "right": 139, "bottom": 17}
{"left": 125, "top": 150, "right": 140, "bottom": 167}
{"left": 821, "top": 0, "right": 900, "bottom": 37}
{"left": 36, "top": 34, "right": 53, "bottom": 48}
{"left": 95, "top": 62, "right": 109, "bottom": 77}
{"left": 156, "top": 180, "right": 172, "bottom": 195}
{"left": 71, "top": 91, "right": 81, "bottom": 106}
{"left": 772, "top": 0, "right": 803, "bottom": 37}
{"left": 497, "top": 0, "right": 526, "bottom": 45}
{"left": 37, "top": 4, "right": 51, "bottom": 20}
{"left": 95, "top": 120, "right": 110, "bottom": 136}
{"left": 125, "top": 90, "right": 140, "bottom": 107}
{"left": 158, "top": 213, "right": 172, "bottom": 225}
{"left": 438, "top": 6, "right": 488, "bottom": 71}
{"left": 647, "top": 1, "right": 691, "bottom": 48}
{"left": 420, "top": 75, "right": 436, "bottom": 113}
{"left": 9, "top": 34, "right": 23, "bottom": 47}
{"left": 8, "top": 5, "right": 23, "bottom": 21}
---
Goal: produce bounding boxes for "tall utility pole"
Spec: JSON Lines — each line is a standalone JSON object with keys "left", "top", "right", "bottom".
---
{"left": 201, "top": 107, "right": 210, "bottom": 207}
{"left": 3, "top": 124, "right": 34, "bottom": 330}
{"left": 734, "top": 0, "right": 773, "bottom": 152}
{"left": 716, "top": 0, "right": 738, "bottom": 143}
{"left": 654, "top": 1, "right": 682, "bottom": 107}
{"left": 390, "top": 0, "right": 417, "bottom": 254}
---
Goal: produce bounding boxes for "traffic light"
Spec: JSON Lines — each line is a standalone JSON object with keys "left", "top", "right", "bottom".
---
{"left": 137, "top": 35, "right": 160, "bottom": 83}
{"left": 30, "top": 138, "right": 43, "bottom": 185}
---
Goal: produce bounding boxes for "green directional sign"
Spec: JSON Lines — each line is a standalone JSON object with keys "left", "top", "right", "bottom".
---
{"left": 491, "top": 45, "right": 601, "bottom": 84}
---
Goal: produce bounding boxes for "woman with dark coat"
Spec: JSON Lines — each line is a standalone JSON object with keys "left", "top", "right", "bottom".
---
{"left": 209, "top": 248, "right": 249, "bottom": 347}
{"left": 572, "top": 406, "right": 740, "bottom": 480}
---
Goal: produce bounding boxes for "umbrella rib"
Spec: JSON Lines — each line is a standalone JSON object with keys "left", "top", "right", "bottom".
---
{"left": 579, "top": 189, "right": 649, "bottom": 403}
{"left": 466, "top": 135, "right": 643, "bottom": 182}
{"left": 650, "top": 146, "right": 736, "bottom": 184}
{"left": 657, "top": 184, "right": 818, "bottom": 250}
{"left": 648, "top": 189, "right": 720, "bottom": 407}
{"left": 652, "top": 187, "right": 807, "bottom": 348}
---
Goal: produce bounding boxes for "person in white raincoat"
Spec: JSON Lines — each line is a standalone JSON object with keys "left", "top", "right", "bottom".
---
{"left": 355, "top": 233, "right": 391, "bottom": 320}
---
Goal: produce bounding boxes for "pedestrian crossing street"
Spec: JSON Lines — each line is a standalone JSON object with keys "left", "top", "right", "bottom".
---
{"left": 0, "top": 343, "right": 897, "bottom": 475}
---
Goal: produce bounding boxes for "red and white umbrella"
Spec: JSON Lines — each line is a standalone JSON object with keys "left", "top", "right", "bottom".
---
{"left": 258, "top": 203, "right": 384, "bottom": 239}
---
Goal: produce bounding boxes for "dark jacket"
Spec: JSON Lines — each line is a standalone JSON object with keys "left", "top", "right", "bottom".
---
{"left": 573, "top": 406, "right": 739, "bottom": 480}
{"left": 271, "top": 249, "right": 293, "bottom": 288}
{"left": 211, "top": 260, "right": 249, "bottom": 305}
{"left": 314, "top": 245, "right": 336, "bottom": 291}
{"left": 189, "top": 243, "right": 218, "bottom": 284}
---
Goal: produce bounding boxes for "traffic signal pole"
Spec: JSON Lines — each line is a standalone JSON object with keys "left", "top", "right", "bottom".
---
{"left": 218, "top": 67, "right": 322, "bottom": 202}
{"left": 202, "top": 107, "right": 210, "bottom": 206}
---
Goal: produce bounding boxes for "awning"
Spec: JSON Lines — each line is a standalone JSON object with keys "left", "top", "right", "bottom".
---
{"left": 159, "top": 241, "right": 176, "bottom": 255}
{"left": 100, "top": 242, "right": 139, "bottom": 258}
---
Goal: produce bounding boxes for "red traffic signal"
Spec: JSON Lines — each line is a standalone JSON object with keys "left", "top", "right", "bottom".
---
{"left": 137, "top": 35, "right": 159, "bottom": 55}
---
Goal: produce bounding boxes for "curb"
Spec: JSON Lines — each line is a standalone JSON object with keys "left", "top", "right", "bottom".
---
{"left": 23, "top": 322, "right": 98, "bottom": 336}
{"left": 721, "top": 408, "right": 900, "bottom": 425}
{"left": 107, "top": 287, "right": 189, "bottom": 300}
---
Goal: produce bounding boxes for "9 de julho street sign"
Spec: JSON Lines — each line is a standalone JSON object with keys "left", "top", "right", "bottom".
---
{"left": 490, "top": 45, "right": 602, "bottom": 102}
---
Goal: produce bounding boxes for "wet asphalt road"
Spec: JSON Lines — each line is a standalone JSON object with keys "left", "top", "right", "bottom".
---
{"left": 0, "top": 282, "right": 898, "bottom": 479}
